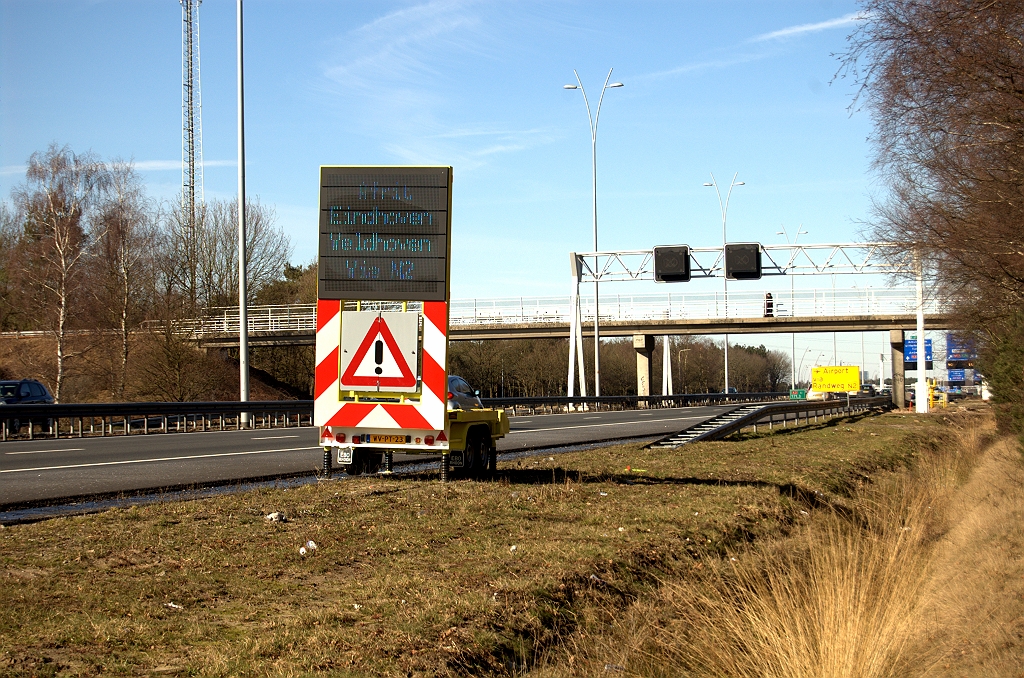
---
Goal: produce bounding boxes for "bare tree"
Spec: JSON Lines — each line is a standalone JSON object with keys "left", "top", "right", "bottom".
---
{"left": 160, "top": 195, "right": 206, "bottom": 314}
{"left": 93, "top": 160, "right": 158, "bottom": 398}
{"left": 205, "top": 197, "right": 291, "bottom": 306}
{"left": 839, "top": 0, "right": 1024, "bottom": 434}
{"left": 158, "top": 196, "right": 290, "bottom": 311}
{"left": 840, "top": 1, "right": 1024, "bottom": 317}
{"left": 0, "top": 202, "right": 25, "bottom": 331}
{"left": 14, "top": 144, "right": 107, "bottom": 401}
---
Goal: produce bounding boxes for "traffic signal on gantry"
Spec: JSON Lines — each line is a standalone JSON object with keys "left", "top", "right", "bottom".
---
{"left": 725, "top": 243, "right": 762, "bottom": 280}
{"left": 653, "top": 245, "right": 691, "bottom": 282}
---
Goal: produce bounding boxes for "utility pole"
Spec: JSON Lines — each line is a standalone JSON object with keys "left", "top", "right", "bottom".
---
{"left": 237, "top": 0, "right": 250, "bottom": 423}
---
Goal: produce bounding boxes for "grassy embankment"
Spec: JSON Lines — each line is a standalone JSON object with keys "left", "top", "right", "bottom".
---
{"left": 0, "top": 409, "right": 971, "bottom": 676}
{"left": 530, "top": 406, "right": 1024, "bottom": 678}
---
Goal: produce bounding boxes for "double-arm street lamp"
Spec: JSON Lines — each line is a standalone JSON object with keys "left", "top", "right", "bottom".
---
{"left": 564, "top": 69, "right": 623, "bottom": 397}
{"left": 703, "top": 172, "right": 744, "bottom": 394}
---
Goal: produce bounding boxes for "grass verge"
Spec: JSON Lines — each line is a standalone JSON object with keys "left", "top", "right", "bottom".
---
{"left": 529, "top": 406, "right": 1012, "bottom": 678}
{"left": 1, "top": 409, "right": 956, "bottom": 676}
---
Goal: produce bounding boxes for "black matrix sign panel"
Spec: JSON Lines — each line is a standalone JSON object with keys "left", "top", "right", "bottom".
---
{"left": 318, "top": 166, "right": 452, "bottom": 301}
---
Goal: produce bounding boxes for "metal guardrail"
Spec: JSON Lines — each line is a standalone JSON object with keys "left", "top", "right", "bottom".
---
{"left": 0, "top": 394, "right": 791, "bottom": 441}
{"left": 0, "top": 400, "right": 314, "bottom": 441}
{"left": 650, "top": 396, "right": 894, "bottom": 448}
{"left": 482, "top": 392, "right": 789, "bottom": 415}
{"left": 140, "top": 286, "right": 948, "bottom": 338}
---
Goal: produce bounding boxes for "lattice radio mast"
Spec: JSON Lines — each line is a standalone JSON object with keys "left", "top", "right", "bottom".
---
{"left": 181, "top": 0, "right": 204, "bottom": 227}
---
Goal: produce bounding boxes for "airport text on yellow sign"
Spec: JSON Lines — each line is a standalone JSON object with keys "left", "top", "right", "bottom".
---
{"left": 812, "top": 366, "right": 861, "bottom": 392}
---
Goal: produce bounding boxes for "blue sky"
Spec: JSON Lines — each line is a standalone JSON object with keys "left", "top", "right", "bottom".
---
{"left": 3, "top": 0, "right": 925, "bottom": 378}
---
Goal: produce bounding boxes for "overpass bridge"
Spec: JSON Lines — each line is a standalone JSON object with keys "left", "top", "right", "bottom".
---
{"left": 162, "top": 286, "right": 951, "bottom": 348}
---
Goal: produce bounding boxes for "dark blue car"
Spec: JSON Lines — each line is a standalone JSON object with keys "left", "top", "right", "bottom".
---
{"left": 1, "top": 379, "right": 55, "bottom": 435}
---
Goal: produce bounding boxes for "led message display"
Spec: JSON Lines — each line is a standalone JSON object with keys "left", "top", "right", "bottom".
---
{"left": 318, "top": 166, "right": 452, "bottom": 301}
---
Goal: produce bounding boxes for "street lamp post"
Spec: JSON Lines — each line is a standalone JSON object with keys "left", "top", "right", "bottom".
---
{"left": 236, "top": 0, "right": 250, "bottom": 426}
{"left": 564, "top": 69, "right": 623, "bottom": 397}
{"left": 777, "top": 225, "right": 807, "bottom": 390}
{"left": 797, "top": 346, "right": 819, "bottom": 389}
{"left": 703, "top": 172, "right": 744, "bottom": 394}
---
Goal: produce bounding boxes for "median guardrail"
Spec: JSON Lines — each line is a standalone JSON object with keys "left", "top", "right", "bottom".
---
{"left": 650, "top": 395, "right": 894, "bottom": 448}
{"left": 0, "top": 392, "right": 791, "bottom": 442}
{"left": 0, "top": 400, "right": 314, "bottom": 441}
{"left": 482, "top": 392, "right": 789, "bottom": 415}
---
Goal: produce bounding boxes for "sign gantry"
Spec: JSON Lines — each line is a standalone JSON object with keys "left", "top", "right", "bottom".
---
{"left": 567, "top": 242, "right": 921, "bottom": 399}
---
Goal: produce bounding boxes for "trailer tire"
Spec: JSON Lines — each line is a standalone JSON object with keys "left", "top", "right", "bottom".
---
{"left": 462, "top": 427, "right": 487, "bottom": 478}
{"left": 343, "top": 449, "right": 366, "bottom": 476}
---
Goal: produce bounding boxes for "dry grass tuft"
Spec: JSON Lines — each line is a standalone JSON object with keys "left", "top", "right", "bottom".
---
{"left": 542, "top": 409, "right": 1005, "bottom": 678}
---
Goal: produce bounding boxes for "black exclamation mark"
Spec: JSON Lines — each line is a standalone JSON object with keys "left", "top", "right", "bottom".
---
{"left": 374, "top": 339, "right": 383, "bottom": 375}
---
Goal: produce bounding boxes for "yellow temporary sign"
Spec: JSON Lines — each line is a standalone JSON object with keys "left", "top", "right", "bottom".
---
{"left": 812, "top": 366, "right": 861, "bottom": 392}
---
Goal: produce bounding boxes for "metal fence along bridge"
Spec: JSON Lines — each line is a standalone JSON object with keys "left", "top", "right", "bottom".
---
{"left": 158, "top": 286, "right": 949, "bottom": 347}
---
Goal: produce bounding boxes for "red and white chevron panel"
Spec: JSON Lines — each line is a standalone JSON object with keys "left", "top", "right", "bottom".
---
{"left": 314, "top": 300, "right": 448, "bottom": 432}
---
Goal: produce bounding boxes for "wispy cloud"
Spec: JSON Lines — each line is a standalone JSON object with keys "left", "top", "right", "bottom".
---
{"left": 634, "top": 52, "right": 771, "bottom": 82}
{"left": 0, "top": 165, "right": 26, "bottom": 176}
{"left": 634, "top": 12, "right": 868, "bottom": 83}
{"left": 751, "top": 12, "right": 868, "bottom": 42}
{"left": 317, "top": 1, "right": 551, "bottom": 171}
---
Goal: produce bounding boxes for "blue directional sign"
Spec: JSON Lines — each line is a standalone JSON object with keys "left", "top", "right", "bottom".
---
{"left": 903, "top": 339, "right": 933, "bottom": 362}
{"left": 946, "top": 334, "right": 977, "bottom": 360}
{"left": 947, "top": 369, "right": 966, "bottom": 381}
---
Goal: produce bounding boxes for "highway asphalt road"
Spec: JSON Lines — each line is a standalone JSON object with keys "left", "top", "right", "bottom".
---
{"left": 0, "top": 405, "right": 737, "bottom": 506}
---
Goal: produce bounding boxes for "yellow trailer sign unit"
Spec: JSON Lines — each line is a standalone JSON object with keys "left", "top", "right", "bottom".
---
{"left": 314, "top": 166, "right": 508, "bottom": 478}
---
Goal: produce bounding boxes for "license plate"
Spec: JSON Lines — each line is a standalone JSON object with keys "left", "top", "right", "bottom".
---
{"left": 369, "top": 434, "right": 407, "bottom": 444}
{"left": 449, "top": 451, "right": 464, "bottom": 467}
{"left": 337, "top": 449, "right": 353, "bottom": 465}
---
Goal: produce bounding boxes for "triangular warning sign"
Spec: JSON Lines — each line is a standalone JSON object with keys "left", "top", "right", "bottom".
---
{"left": 341, "top": 316, "right": 416, "bottom": 388}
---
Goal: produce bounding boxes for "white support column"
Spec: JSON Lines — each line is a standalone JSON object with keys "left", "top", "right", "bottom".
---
{"left": 567, "top": 252, "right": 587, "bottom": 399}
{"left": 916, "top": 256, "right": 928, "bottom": 413}
{"left": 661, "top": 336, "right": 673, "bottom": 395}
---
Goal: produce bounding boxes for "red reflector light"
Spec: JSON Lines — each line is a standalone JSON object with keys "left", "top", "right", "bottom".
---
{"left": 352, "top": 435, "right": 360, "bottom": 444}
{"left": 425, "top": 435, "right": 435, "bottom": 445}
{"left": 447, "top": 392, "right": 454, "bottom": 400}
{"left": 336, "top": 433, "right": 346, "bottom": 443}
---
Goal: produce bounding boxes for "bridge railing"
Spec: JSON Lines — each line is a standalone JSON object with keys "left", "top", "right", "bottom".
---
{"left": 147, "top": 287, "right": 948, "bottom": 337}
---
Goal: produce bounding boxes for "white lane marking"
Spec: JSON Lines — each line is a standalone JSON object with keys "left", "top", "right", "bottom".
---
{"left": 2, "top": 446, "right": 319, "bottom": 474}
{"left": 251, "top": 435, "right": 300, "bottom": 440}
{"left": 5, "top": 447, "right": 85, "bottom": 455}
{"left": 584, "top": 416, "right": 601, "bottom": 419}
{"left": 509, "top": 415, "right": 706, "bottom": 435}
{"left": 639, "top": 413, "right": 654, "bottom": 416}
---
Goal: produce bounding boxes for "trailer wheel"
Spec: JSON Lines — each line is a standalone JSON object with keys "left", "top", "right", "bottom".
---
{"left": 343, "top": 449, "right": 366, "bottom": 476}
{"left": 480, "top": 434, "right": 495, "bottom": 477}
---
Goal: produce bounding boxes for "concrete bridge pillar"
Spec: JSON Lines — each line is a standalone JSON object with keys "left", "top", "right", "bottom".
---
{"left": 633, "top": 334, "right": 654, "bottom": 401}
{"left": 890, "top": 329, "right": 905, "bottom": 408}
